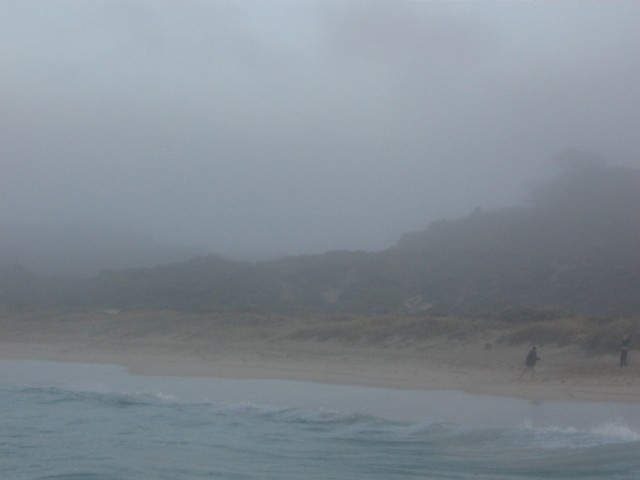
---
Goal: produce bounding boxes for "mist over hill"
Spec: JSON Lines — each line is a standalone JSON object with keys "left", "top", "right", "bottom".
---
{"left": 0, "top": 222, "right": 203, "bottom": 277}
{"left": 392, "top": 156, "right": 640, "bottom": 316}
{"left": 2, "top": 156, "right": 640, "bottom": 317}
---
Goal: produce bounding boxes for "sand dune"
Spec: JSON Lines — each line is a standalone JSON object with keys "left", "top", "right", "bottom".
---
{"left": 1, "top": 310, "right": 639, "bottom": 403}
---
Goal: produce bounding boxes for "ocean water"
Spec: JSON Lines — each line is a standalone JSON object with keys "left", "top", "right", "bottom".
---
{"left": 1, "top": 361, "right": 640, "bottom": 479}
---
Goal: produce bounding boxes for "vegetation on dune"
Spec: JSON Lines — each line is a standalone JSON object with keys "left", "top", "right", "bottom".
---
{"left": 0, "top": 308, "right": 636, "bottom": 356}
{"left": 499, "top": 315, "right": 640, "bottom": 354}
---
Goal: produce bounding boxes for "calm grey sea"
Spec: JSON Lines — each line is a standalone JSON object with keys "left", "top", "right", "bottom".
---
{"left": 1, "top": 360, "right": 639, "bottom": 479}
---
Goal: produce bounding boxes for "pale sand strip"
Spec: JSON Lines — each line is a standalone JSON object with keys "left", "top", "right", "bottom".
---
{"left": 1, "top": 310, "right": 639, "bottom": 403}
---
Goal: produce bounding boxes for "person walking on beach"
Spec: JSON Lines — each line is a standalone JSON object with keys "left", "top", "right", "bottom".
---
{"left": 620, "top": 335, "right": 630, "bottom": 367}
{"left": 519, "top": 346, "right": 540, "bottom": 379}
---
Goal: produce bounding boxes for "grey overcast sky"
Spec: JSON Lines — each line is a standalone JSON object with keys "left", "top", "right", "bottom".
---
{"left": 1, "top": 1, "right": 639, "bottom": 257}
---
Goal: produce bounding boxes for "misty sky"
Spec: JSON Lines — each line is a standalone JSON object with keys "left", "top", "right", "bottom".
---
{"left": 1, "top": 1, "right": 639, "bottom": 257}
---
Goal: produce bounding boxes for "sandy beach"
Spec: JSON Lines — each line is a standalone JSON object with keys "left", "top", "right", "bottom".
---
{"left": 1, "top": 309, "right": 639, "bottom": 403}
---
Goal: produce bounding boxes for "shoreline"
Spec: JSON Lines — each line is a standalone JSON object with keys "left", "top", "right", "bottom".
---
{"left": 1, "top": 310, "right": 639, "bottom": 403}
{"left": 2, "top": 339, "right": 639, "bottom": 404}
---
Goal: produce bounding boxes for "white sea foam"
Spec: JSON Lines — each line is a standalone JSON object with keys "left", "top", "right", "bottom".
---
{"left": 517, "top": 421, "right": 640, "bottom": 450}
{"left": 590, "top": 422, "right": 640, "bottom": 442}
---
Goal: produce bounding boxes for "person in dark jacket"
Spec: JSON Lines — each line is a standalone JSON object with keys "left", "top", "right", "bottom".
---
{"left": 519, "top": 346, "right": 540, "bottom": 379}
{"left": 620, "top": 335, "right": 630, "bottom": 367}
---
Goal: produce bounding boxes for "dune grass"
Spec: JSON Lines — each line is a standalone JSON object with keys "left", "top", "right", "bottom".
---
{"left": 1, "top": 308, "right": 637, "bottom": 355}
{"left": 498, "top": 315, "right": 640, "bottom": 353}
